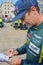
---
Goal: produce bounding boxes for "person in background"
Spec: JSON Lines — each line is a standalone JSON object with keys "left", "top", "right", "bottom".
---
{"left": 18, "top": 19, "right": 22, "bottom": 29}
{"left": 14, "top": 20, "right": 19, "bottom": 29}
{"left": 0, "top": 17, "right": 4, "bottom": 27}
{"left": 22, "top": 20, "right": 27, "bottom": 30}
{"left": 7, "top": 0, "right": 43, "bottom": 65}
{"left": 0, "top": 17, "right": 2, "bottom": 23}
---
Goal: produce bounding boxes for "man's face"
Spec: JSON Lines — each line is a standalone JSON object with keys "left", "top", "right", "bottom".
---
{"left": 21, "top": 10, "right": 36, "bottom": 26}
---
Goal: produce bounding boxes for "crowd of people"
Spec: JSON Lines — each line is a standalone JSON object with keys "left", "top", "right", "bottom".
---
{"left": 12, "top": 19, "right": 28, "bottom": 30}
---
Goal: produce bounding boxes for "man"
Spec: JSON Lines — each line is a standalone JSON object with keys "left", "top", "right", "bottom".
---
{"left": 7, "top": 0, "right": 43, "bottom": 65}
{"left": 0, "top": 17, "right": 2, "bottom": 23}
{"left": 14, "top": 20, "right": 19, "bottom": 29}
{"left": 0, "top": 17, "right": 4, "bottom": 27}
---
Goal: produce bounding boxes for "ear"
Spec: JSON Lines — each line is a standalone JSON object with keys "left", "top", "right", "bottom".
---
{"left": 30, "top": 6, "right": 36, "bottom": 11}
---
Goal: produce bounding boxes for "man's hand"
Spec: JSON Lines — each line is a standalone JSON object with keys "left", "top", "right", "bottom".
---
{"left": 8, "top": 58, "right": 22, "bottom": 65}
{"left": 7, "top": 49, "right": 19, "bottom": 57}
{"left": 13, "top": 49, "right": 19, "bottom": 56}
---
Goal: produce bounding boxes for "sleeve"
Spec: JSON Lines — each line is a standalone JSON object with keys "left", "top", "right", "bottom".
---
{"left": 16, "top": 43, "right": 27, "bottom": 55}
{"left": 16, "top": 28, "right": 30, "bottom": 55}
{"left": 39, "top": 42, "right": 43, "bottom": 63}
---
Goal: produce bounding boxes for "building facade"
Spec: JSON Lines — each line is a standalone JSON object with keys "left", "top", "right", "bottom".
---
{"left": 38, "top": 0, "right": 43, "bottom": 14}
{"left": 0, "top": 0, "right": 15, "bottom": 19}
{"left": 0, "top": 5, "right": 2, "bottom": 17}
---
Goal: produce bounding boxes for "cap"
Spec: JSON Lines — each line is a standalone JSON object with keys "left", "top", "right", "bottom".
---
{"left": 12, "top": 0, "right": 38, "bottom": 21}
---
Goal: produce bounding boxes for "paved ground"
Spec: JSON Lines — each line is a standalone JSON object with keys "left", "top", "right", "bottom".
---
{"left": 0, "top": 23, "right": 27, "bottom": 65}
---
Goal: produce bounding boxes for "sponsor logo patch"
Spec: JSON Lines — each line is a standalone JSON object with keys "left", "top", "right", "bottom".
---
{"left": 29, "top": 42, "right": 40, "bottom": 54}
{"left": 34, "top": 34, "right": 42, "bottom": 39}
{"left": 27, "top": 34, "right": 31, "bottom": 38}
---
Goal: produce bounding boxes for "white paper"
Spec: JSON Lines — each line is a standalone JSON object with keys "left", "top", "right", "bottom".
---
{"left": 0, "top": 53, "right": 9, "bottom": 62}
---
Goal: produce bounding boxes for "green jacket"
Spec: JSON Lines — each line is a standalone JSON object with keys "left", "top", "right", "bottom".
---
{"left": 16, "top": 22, "right": 43, "bottom": 63}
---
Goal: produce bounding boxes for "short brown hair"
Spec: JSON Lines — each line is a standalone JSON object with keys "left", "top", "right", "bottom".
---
{"left": 28, "top": 6, "right": 40, "bottom": 13}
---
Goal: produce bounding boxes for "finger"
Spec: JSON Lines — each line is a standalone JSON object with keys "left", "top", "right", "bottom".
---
{"left": 9, "top": 49, "right": 14, "bottom": 58}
